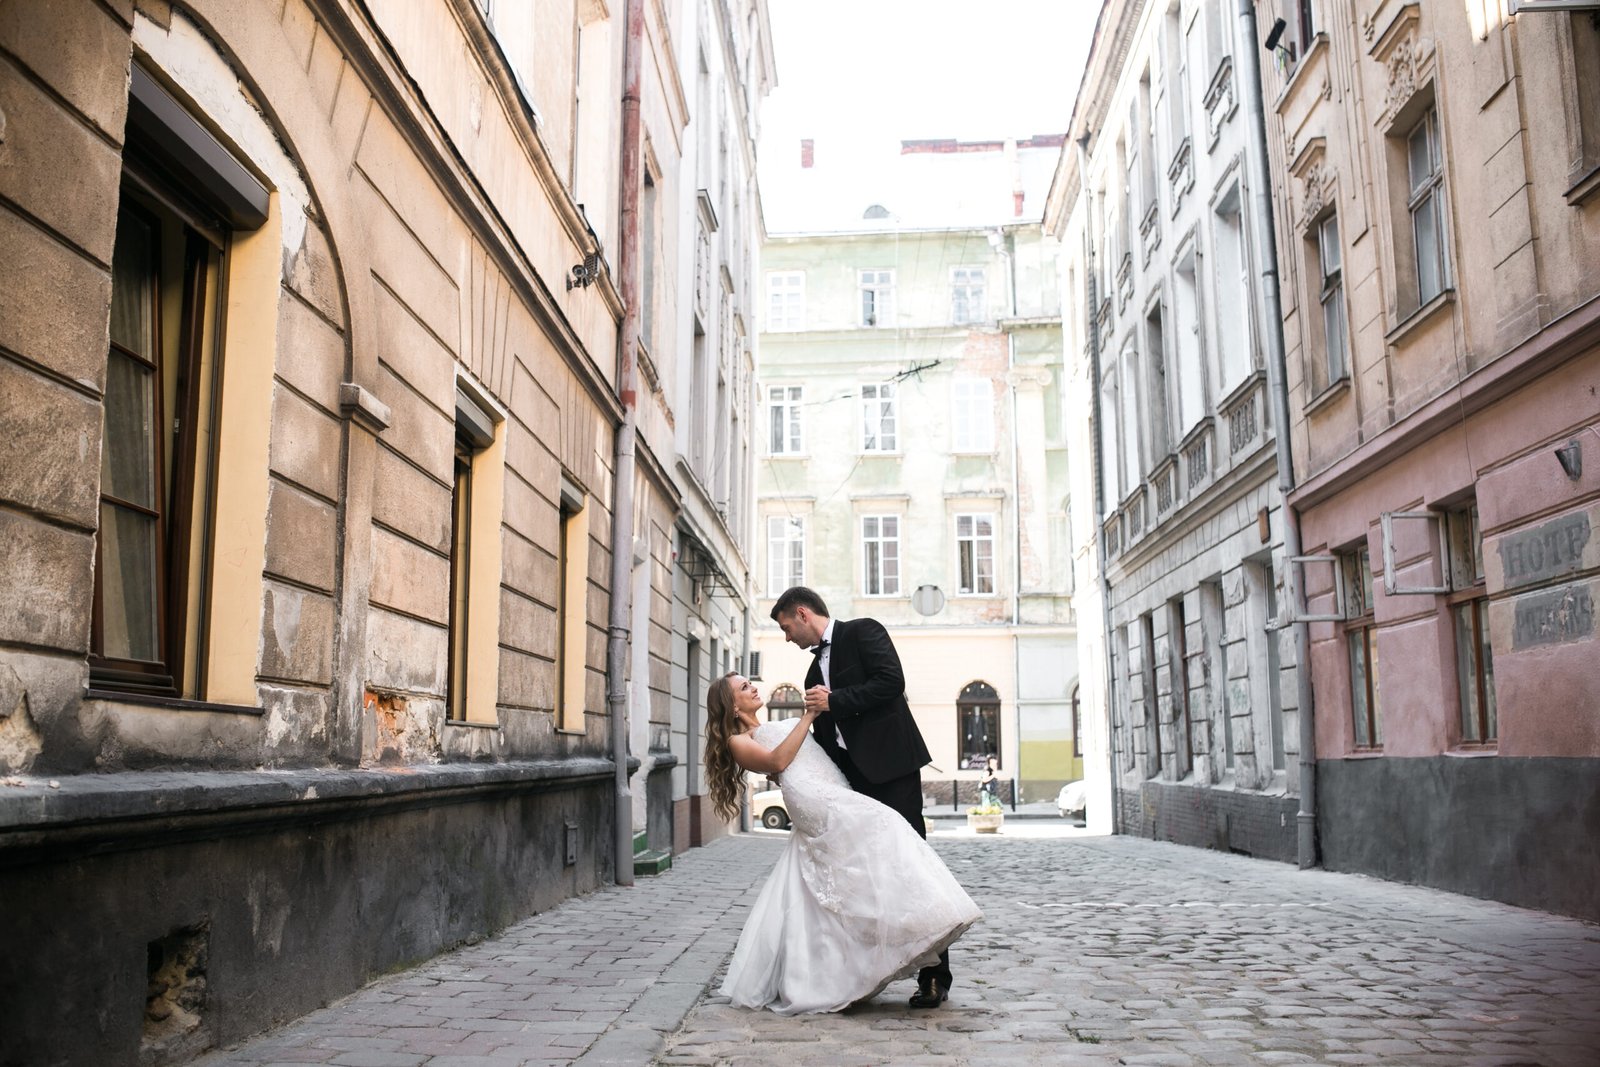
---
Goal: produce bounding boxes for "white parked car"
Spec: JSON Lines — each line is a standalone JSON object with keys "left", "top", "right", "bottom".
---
{"left": 1057, "top": 780, "right": 1088, "bottom": 820}
{"left": 752, "top": 788, "right": 789, "bottom": 830}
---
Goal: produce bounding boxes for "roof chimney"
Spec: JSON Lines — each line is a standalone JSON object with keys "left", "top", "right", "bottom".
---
{"left": 801, "top": 139, "right": 814, "bottom": 169}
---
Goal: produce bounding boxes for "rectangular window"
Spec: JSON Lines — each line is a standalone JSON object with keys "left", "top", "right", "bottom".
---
{"left": 447, "top": 442, "right": 474, "bottom": 721}
{"left": 766, "top": 384, "right": 803, "bottom": 455}
{"left": 1140, "top": 612, "right": 1162, "bottom": 777}
{"left": 1072, "top": 687, "right": 1083, "bottom": 758}
{"left": 92, "top": 190, "right": 224, "bottom": 696}
{"left": 1318, "top": 213, "right": 1348, "bottom": 384}
{"left": 1212, "top": 187, "right": 1252, "bottom": 393}
{"left": 859, "top": 268, "right": 894, "bottom": 327}
{"left": 1343, "top": 548, "right": 1382, "bottom": 748}
{"left": 1174, "top": 251, "right": 1205, "bottom": 435}
{"left": 1407, "top": 108, "right": 1448, "bottom": 306}
{"left": 861, "top": 515, "right": 901, "bottom": 596}
{"left": 766, "top": 270, "right": 805, "bottom": 332}
{"left": 955, "top": 513, "right": 996, "bottom": 595}
{"left": 766, "top": 515, "right": 805, "bottom": 596}
{"left": 1169, "top": 596, "right": 1193, "bottom": 778}
{"left": 950, "top": 378, "right": 994, "bottom": 452}
{"left": 860, "top": 382, "right": 898, "bottom": 452}
{"left": 951, "top": 266, "right": 986, "bottom": 324}
{"left": 557, "top": 485, "right": 590, "bottom": 732}
{"left": 1446, "top": 504, "right": 1495, "bottom": 744}
{"left": 1144, "top": 304, "right": 1171, "bottom": 459}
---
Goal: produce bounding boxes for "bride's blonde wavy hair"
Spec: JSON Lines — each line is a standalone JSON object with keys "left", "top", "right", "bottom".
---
{"left": 703, "top": 672, "right": 745, "bottom": 823}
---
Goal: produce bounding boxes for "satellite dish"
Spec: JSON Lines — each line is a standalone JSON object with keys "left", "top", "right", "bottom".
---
{"left": 911, "top": 584, "right": 945, "bottom": 616}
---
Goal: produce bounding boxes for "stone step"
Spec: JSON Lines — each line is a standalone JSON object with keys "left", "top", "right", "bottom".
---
{"left": 632, "top": 829, "right": 649, "bottom": 856}
{"left": 633, "top": 849, "right": 672, "bottom": 877}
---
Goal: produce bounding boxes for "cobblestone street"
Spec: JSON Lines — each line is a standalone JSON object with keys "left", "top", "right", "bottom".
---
{"left": 199, "top": 830, "right": 1600, "bottom": 1067}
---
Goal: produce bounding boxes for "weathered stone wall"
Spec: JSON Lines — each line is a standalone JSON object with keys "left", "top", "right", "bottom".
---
{"left": 1317, "top": 755, "right": 1600, "bottom": 924}
{"left": 0, "top": 765, "right": 615, "bottom": 1066}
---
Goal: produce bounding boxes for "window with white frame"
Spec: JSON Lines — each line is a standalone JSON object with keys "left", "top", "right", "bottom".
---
{"left": 859, "top": 269, "right": 894, "bottom": 327}
{"left": 951, "top": 378, "right": 994, "bottom": 452}
{"left": 861, "top": 515, "right": 901, "bottom": 596}
{"left": 766, "top": 515, "right": 805, "bottom": 595}
{"left": 860, "top": 381, "right": 898, "bottom": 452}
{"left": 1317, "top": 213, "right": 1348, "bottom": 386}
{"left": 766, "top": 270, "right": 805, "bottom": 332}
{"left": 766, "top": 384, "right": 803, "bottom": 455}
{"left": 951, "top": 266, "right": 986, "bottom": 324}
{"left": 1406, "top": 107, "right": 1448, "bottom": 306}
{"left": 955, "top": 513, "right": 996, "bottom": 595}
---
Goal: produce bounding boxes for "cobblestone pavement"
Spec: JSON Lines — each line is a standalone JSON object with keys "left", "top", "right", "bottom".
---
{"left": 199, "top": 829, "right": 1600, "bottom": 1067}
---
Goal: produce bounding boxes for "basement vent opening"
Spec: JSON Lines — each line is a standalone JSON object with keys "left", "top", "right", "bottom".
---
{"left": 142, "top": 922, "right": 211, "bottom": 1066}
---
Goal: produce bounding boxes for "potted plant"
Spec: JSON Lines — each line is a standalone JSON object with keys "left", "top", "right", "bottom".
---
{"left": 966, "top": 798, "right": 1004, "bottom": 833}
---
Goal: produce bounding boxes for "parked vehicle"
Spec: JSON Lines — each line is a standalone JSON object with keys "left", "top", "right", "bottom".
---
{"left": 1057, "top": 780, "right": 1088, "bottom": 820}
{"left": 752, "top": 788, "right": 789, "bottom": 830}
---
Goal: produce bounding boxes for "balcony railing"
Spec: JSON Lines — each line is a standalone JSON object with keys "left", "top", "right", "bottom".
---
{"left": 1152, "top": 455, "right": 1178, "bottom": 516}
{"left": 1223, "top": 376, "right": 1263, "bottom": 458}
{"left": 1182, "top": 420, "right": 1213, "bottom": 492}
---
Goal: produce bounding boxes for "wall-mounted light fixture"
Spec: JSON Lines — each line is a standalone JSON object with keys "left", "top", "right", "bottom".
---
{"left": 1556, "top": 440, "right": 1583, "bottom": 481}
{"left": 1263, "top": 17, "right": 1297, "bottom": 63}
{"left": 566, "top": 203, "right": 604, "bottom": 291}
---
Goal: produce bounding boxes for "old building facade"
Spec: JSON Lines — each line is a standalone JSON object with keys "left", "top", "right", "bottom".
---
{"left": 751, "top": 137, "right": 1080, "bottom": 806}
{"left": 1260, "top": 0, "right": 1600, "bottom": 920}
{"left": 0, "top": 0, "right": 769, "bottom": 1061}
{"left": 1048, "top": 0, "right": 1303, "bottom": 858}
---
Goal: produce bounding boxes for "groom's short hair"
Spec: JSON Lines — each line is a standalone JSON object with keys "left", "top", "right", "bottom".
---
{"left": 770, "top": 586, "right": 828, "bottom": 621}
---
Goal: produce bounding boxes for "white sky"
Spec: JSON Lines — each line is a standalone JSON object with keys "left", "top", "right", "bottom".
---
{"left": 759, "top": 0, "right": 1104, "bottom": 156}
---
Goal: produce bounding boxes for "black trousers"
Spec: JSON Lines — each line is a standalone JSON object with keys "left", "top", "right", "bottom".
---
{"left": 843, "top": 761, "right": 953, "bottom": 990}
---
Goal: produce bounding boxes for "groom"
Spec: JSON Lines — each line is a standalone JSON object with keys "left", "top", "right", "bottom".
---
{"left": 769, "top": 585, "right": 952, "bottom": 1009}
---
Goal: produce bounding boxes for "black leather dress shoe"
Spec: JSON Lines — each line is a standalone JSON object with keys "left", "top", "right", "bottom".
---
{"left": 908, "top": 978, "right": 948, "bottom": 1009}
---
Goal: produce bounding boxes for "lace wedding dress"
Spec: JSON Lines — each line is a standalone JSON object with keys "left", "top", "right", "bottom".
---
{"left": 718, "top": 719, "right": 982, "bottom": 1014}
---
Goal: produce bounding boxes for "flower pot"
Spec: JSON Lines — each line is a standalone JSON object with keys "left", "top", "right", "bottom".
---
{"left": 967, "top": 812, "right": 1003, "bottom": 834}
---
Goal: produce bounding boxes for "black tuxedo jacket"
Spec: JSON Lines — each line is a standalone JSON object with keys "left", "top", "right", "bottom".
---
{"left": 805, "top": 617, "right": 932, "bottom": 786}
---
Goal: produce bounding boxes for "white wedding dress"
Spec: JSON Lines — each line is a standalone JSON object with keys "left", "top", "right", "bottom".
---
{"left": 719, "top": 719, "right": 983, "bottom": 1014}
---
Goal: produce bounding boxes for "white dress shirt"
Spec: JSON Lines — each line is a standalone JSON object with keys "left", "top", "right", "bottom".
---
{"left": 814, "top": 619, "right": 846, "bottom": 749}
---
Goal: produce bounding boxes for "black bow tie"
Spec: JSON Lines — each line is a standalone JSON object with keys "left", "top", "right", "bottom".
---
{"left": 811, "top": 640, "right": 830, "bottom": 657}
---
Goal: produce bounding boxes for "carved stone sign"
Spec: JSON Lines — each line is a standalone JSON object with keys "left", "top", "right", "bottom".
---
{"left": 1497, "top": 512, "right": 1591, "bottom": 589}
{"left": 1512, "top": 583, "right": 1595, "bottom": 650}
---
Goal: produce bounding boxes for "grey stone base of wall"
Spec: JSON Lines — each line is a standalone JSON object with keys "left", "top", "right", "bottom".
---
{"left": 1317, "top": 755, "right": 1600, "bottom": 923}
{"left": 0, "top": 760, "right": 619, "bottom": 1066}
{"left": 1116, "top": 779, "right": 1300, "bottom": 863}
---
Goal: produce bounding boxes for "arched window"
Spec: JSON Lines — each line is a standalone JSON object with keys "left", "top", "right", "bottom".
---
{"left": 957, "top": 680, "right": 1000, "bottom": 769}
{"left": 769, "top": 683, "right": 805, "bottom": 720}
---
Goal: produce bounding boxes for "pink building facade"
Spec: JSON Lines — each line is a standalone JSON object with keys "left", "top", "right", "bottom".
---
{"left": 1263, "top": 0, "right": 1600, "bottom": 919}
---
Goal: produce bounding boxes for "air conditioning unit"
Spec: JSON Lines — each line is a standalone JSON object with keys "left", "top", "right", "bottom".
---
{"left": 747, "top": 650, "right": 763, "bottom": 680}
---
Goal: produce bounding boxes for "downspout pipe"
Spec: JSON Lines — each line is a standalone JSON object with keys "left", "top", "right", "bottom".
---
{"left": 1003, "top": 230, "right": 1022, "bottom": 812}
{"left": 606, "top": 0, "right": 646, "bottom": 888}
{"left": 1076, "top": 135, "right": 1122, "bottom": 837}
{"left": 1235, "top": 0, "right": 1318, "bottom": 869}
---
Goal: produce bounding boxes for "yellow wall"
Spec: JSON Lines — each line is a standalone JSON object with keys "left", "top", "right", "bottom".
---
{"left": 204, "top": 196, "right": 279, "bottom": 705}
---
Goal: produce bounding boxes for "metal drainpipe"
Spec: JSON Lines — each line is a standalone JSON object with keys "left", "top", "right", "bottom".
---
{"left": 1076, "top": 136, "right": 1123, "bottom": 837}
{"left": 1235, "top": 0, "right": 1318, "bottom": 869}
{"left": 1004, "top": 230, "right": 1022, "bottom": 812}
{"left": 605, "top": 0, "right": 646, "bottom": 888}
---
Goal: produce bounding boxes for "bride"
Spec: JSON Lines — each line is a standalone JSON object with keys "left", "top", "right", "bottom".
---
{"left": 704, "top": 672, "right": 982, "bottom": 1014}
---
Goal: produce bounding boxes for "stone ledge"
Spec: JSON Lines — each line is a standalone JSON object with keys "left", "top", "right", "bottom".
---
{"left": 0, "top": 757, "right": 621, "bottom": 853}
